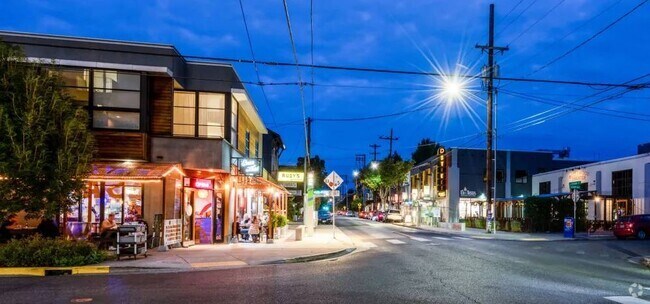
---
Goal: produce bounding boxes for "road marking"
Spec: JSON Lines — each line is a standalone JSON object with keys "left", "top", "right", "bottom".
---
{"left": 427, "top": 243, "right": 441, "bottom": 246}
{"left": 432, "top": 236, "right": 451, "bottom": 241}
{"left": 361, "top": 241, "right": 377, "bottom": 248}
{"left": 386, "top": 239, "right": 406, "bottom": 244}
{"left": 70, "top": 299, "right": 93, "bottom": 303}
{"left": 576, "top": 250, "right": 586, "bottom": 255}
{"left": 409, "top": 236, "right": 430, "bottom": 242}
{"left": 453, "top": 237, "right": 473, "bottom": 241}
{"left": 604, "top": 296, "right": 650, "bottom": 304}
{"left": 532, "top": 246, "right": 542, "bottom": 250}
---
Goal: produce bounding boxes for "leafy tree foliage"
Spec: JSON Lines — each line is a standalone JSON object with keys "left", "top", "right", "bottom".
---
{"left": 0, "top": 42, "right": 94, "bottom": 219}
{"left": 359, "top": 152, "right": 413, "bottom": 209}
{"left": 411, "top": 138, "right": 440, "bottom": 164}
{"left": 297, "top": 155, "right": 327, "bottom": 189}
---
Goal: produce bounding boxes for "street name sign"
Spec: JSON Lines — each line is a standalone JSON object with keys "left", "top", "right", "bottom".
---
{"left": 569, "top": 181, "right": 582, "bottom": 190}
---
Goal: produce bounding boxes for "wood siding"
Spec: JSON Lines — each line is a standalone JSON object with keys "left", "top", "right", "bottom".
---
{"left": 150, "top": 77, "right": 173, "bottom": 135}
{"left": 93, "top": 131, "right": 147, "bottom": 160}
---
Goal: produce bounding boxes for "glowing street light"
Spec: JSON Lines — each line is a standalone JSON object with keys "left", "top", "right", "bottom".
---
{"left": 353, "top": 170, "right": 359, "bottom": 177}
{"left": 371, "top": 162, "right": 379, "bottom": 170}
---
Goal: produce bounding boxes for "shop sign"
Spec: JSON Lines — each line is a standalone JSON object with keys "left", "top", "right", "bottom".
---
{"left": 281, "top": 182, "right": 298, "bottom": 189}
{"left": 184, "top": 178, "right": 213, "bottom": 190}
{"left": 313, "top": 190, "right": 340, "bottom": 197}
{"left": 163, "top": 219, "right": 182, "bottom": 246}
{"left": 239, "top": 158, "right": 262, "bottom": 176}
{"left": 460, "top": 187, "right": 478, "bottom": 198}
{"left": 278, "top": 171, "right": 305, "bottom": 182}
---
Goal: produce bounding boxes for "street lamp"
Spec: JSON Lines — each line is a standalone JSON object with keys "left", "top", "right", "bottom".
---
{"left": 353, "top": 170, "right": 359, "bottom": 177}
{"left": 371, "top": 162, "right": 379, "bottom": 170}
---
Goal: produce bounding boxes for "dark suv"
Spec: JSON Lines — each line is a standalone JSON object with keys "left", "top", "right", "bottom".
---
{"left": 613, "top": 214, "right": 650, "bottom": 240}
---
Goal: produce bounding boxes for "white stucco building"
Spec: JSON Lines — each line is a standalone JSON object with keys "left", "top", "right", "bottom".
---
{"left": 532, "top": 153, "right": 650, "bottom": 222}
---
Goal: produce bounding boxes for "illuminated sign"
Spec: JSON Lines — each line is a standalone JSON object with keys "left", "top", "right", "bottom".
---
{"left": 184, "top": 178, "right": 213, "bottom": 190}
{"left": 278, "top": 171, "right": 305, "bottom": 182}
{"left": 234, "top": 158, "right": 262, "bottom": 176}
{"left": 436, "top": 148, "right": 447, "bottom": 192}
{"left": 460, "top": 187, "right": 478, "bottom": 198}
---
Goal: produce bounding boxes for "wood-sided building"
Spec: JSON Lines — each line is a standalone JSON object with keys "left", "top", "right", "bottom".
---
{"left": 0, "top": 31, "right": 288, "bottom": 245}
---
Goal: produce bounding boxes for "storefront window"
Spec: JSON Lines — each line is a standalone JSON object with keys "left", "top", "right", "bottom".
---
{"left": 124, "top": 186, "right": 142, "bottom": 222}
{"left": 104, "top": 183, "right": 124, "bottom": 223}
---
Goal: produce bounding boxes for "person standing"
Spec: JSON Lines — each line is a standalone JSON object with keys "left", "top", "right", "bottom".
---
{"left": 249, "top": 216, "right": 261, "bottom": 243}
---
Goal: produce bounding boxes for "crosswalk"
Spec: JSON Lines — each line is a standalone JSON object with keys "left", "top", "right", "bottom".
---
{"left": 379, "top": 235, "right": 476, "bottom": 245}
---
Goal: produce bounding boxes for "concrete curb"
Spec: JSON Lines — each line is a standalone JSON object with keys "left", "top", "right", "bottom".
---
{"left": 0, "top": 266, "right": 110, "bottom": 277}
{"left": 264, "top": 248, "right": 356, "bottom": 265}
{"left": 392, "top": 223, "right": 614, "bottom": 242}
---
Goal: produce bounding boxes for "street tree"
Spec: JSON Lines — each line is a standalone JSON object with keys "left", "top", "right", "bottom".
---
{"left": 359, "top": 152, "right": 413, "bottom": 210}
{"left": 411, "top": 138, "right": 441, "bottom": 164}
{"left": 297, "top": 155, "right": 327, "bottom": 189}
{"left": 0, "top": 42, "right": 94, "bottom": 220}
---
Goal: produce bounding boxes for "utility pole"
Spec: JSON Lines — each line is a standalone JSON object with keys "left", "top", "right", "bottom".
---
{"left": 476, "top": 4, "right": 508, "bottom": 233}
{"left": 369, "top": 144, "right": 381, "bottom": 161}
{"left": 379, "top": 128, "right": 399, "bottom": 157}
{"left": 303, "top": 116, "right": 313, "bottom": 234}
{"left": 355, "top": 154, "right": 366, "bottom": 169}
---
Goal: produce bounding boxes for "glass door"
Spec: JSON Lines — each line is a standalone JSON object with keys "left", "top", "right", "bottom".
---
{"left": 193, "top": 189, "right": 213, "bottom": 244}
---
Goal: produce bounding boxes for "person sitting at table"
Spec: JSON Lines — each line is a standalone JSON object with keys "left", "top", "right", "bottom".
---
{"left": 100, "top": 213, "right": 118, "bottom": 249}
{"left": 37, "top": 218, "right": 59, "bottom": 239}
{"left": 249, "top": 216, "right": 261, "bottom": 243}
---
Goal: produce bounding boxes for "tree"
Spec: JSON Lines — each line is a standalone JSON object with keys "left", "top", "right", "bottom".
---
{"left": 411, "top": 138, "right": 441, "bottom": 164}
{"left": 297, "top": 155, "right": 327, "bottom": 189}
{"left": 0, "top": 42, "right": 94, "bottom": 219}
{"left": 359, "top": 152, "right": 413, "bottom": 210}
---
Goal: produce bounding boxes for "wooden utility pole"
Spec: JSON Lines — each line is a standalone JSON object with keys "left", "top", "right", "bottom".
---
{"left": 476, "top": 4, "right": 508, "bottom": 233}
{"left": 369, "top": 144, "right": 381, "bottom": 161}
{"left": 379, "top": 128, "right": 399, "bottom": 157}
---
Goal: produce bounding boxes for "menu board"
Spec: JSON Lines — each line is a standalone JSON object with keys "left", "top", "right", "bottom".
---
{"left": 163, "top": 219, "right": 182, "bottom": 246}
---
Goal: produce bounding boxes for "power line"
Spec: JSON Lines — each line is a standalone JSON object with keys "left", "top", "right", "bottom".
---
{"left": 497, "top": 0, "right": 537, "bottom": 36}
{"left": 238, "top": 0, "right": 277, "bottom": 127}
{"left": 310, "top": 0, "right": 315, "bottom": 118}
{"left": 525, "top": 0, "right": 648, "bottom": 77}
{"left": 7, "top": 40, "right": 648, "bottom": 89}
{"left": 501, "top": 0, "right": 525, "bottom": 23}
{"left": 314, "top": 103, "right": 441, "bottom": 122}
{"left": 281, "top": 0, "right": 310, "bottom": 168}
{"left": 507, "top": 0, "right": 565, "bottom": 46}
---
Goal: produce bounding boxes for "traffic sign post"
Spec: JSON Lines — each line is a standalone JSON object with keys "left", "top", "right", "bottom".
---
{"left": 571, "top": 189, "right": 580, "bottom": 238}
{"left": 324, "top": 171, "right": 343, "bottom": 239}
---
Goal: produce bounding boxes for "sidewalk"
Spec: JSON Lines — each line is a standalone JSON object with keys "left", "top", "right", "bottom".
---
{"left": 395, "top": 223, "right": 615, "bottom": 241}
{"left": 102, "top": 223, "right": 355, "bottom": 274}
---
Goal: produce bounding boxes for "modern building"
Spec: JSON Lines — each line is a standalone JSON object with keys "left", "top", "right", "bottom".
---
{"left": 532, "top": 152, "right": 650, "bottom": 226}
{"left": 409, "top": 147, "right": 589, "bottom": 225}
{"left": 0, "top": 31, "right": 288, "bottom": 245}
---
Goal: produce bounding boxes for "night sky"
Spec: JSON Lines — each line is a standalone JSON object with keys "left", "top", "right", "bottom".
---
{"left": 2, "top": 0, "right": 650, "bottom": 186}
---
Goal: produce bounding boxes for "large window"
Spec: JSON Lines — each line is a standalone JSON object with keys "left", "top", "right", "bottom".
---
{"left": 49, "top": 68, "right": 90, "bottom": 105}
{"left": 231, "top": 97, "right": 239, "bottom": 146}
{"left": 539, "top": 181, "right": 551, "bottom": 195}
{"left": 173, "top": 91, "right": 196, "bottom": 136}
{"left": 92, "top": 69, "right": 141, "bottom": 130}
{"left": 245, "top": 131, "right": 251, "bottom": 157}
{"left": 173, "top": 91, "right": 226, "bottom": 138}
{"left": 515, "top": 170, "right": 528, "bottom": 184}
{"left": 612, "top": 169, "right": 633, "bottom": 197}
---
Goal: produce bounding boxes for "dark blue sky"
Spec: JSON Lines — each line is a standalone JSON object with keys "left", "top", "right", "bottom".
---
{"left": 2, "top": 0, "right": 650, "bottom": 182}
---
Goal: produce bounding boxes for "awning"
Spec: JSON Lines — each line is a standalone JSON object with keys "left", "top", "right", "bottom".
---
{"left": 235, "top": 176, "right": 290, "bottom": 194}
{"left": 496, "top": 196, "right": 527, "bottom": 202}
{"left": 534, "top": 192, "right": 570, "bottom": 198}
{"left": 86, "top": 162, "right": 184, "bottom": 182}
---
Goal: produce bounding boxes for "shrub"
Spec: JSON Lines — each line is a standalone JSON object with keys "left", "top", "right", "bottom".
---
{"left": 0, "top": 236, "right": 105, "bottom": 267}
{"left": 272, "top": 214, "right": 288, "bottom": 228}
{"left": 476, "top": 218, "right": 486, "bottom": 229}
{"left": 511, "top": 220, "right": 522, "bottom": 232}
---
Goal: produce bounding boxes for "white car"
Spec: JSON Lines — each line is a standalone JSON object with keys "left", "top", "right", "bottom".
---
{"left": 385, "top": 210, "right": 402, "bottom": 222}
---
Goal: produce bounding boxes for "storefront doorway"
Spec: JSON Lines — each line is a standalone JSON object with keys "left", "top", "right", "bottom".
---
{"left": 181, "top": 178, "right": 225, "bottom": 245}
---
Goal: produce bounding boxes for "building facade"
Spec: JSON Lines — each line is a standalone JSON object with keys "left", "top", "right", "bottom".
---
{"left": 532, "top": 152, "right": 650, "bottom": 225}
{"left": 0, "top": 31, "right": 288, "bottom": 245}
{"left": 409, "top": 147, "right": 589, "bottom": 224}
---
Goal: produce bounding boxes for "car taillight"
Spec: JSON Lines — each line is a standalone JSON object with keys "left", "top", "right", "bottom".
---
{"left": 626, "top": 222, "right": 634, "bottom": 228}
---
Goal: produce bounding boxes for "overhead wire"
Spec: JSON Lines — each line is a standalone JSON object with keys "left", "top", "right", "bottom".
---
{"left": 507, "top": 0, "right": 565, "bottom": 46}
{"left": 238, "top": 0, "right": 277, "bottom": 127}
{"left": 497, "top": 0, "right": 538, "bottom": 36}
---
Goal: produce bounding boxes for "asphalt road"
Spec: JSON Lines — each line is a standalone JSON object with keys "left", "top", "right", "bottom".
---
{"left": 1, "top": 216, "right": 649, "bottom": 304}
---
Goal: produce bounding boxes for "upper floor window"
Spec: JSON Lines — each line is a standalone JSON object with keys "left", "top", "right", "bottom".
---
{"left": 173, "top": 91, "right": 226, "bottom": 138}
{"left": 245, "top": 131, "right": 251, "bottom": 157}
{"left": 612, "top": 169, "right": 633, "bottom": 197}
{"left": 49, "top": 68, "right": 90, "bottom": 105}
{"left": 231, "top": 97, "right": 239, "bottom": 147}
{"left": 515, "top": 170, "right": 528, "bottom": 183}
{"left": 254, "top": 140, "right": 259, "bottom": 158}
{"left": 539, "top": 181, "right": 551, "bottom": 195}
{"left": 91, "top": 69, "right": 141, "bottom": 130}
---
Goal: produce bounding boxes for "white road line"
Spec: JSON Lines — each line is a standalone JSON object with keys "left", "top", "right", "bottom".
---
{"left": 361, "top": 241, "right": 377, "bottom": 248}
{"left": 453, "top": 237, "right": 473, "bottom": 240}
{"left": 427, "top": 243, "right": 441, "bottom": 246}
{"left": 432, "top": 236, "right": 451, "bottom": 241}
{"left": 409, "top": 236, "right": 430, "bottom": 242}
{"left": 604, "top": 296, "right": 650, "bottom": 304}
{"left": 385, "top": 239, "right": 406, "bottom": 244}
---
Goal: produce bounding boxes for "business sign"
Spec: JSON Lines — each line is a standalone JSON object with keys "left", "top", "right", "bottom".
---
{"left": 184, "top": 178, "right": 213, "bottom": 190}
{"left": 278, "top": 171, "right": 305, "bottom": 182}
{"left": 460, "top": 187, "right": 478, "bottom": 198}
{"left": 436, "top": 148, "right": 447, "bottom": 192}
{"left": 281, "top": 182, "right": 298, "bottom": 189}
{"left": 234, "top": 158, "right": 262, "bottom": 176}
{"left": 163, "top": 219, "right": 182, "bottom": 246}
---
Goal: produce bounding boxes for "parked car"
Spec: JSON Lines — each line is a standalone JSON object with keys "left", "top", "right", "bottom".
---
{"left": 318, "top": 210, "right": 332, "bottom": 224}
{"left": 358, "top": 211, "right": 367, "bottom": 219}
{"left": 385, "top": 209, "right": 402, "bottom": 223}
{"left": 371, "top": 211, "right": 385, "bottom": 222}
{"left": 346, "top": 211, "right": 355, "bottom": 217}
{"left": 614, "top": 214, "right": 650, "bottom": 240}
{"left": 365, "top": 211, "right": 374, "bottom": 220}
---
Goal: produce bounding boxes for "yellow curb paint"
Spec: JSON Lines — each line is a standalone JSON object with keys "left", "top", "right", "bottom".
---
{"left": 190, "top": 261, "right": 248, "bottom": 268}
{"left": 0, "top": 266, "right": 109, "bottom": 276}
{"left": 0, "top": 267, "right": 45, "bottom": 276}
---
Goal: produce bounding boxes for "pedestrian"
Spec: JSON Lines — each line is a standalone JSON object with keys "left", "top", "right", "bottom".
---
{"left": 249, "top": 215, "right": 261, "bottom": 243}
